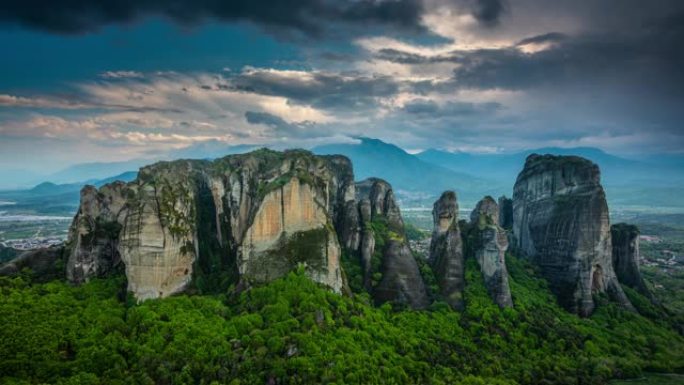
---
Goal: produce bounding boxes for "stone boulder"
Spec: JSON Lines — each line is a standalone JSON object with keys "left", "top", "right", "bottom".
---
{"left": 429, "top": 191, "right": 465, "bottom": 310}
{"left": 512, "top": 154, "right": 633, "bottom": 316}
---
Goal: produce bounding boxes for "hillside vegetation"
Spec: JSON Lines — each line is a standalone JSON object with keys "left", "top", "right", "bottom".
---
{"left": 1, "top": 254, "right": 683, "bottom": 385}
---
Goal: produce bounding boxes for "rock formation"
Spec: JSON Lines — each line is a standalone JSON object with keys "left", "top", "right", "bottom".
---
{"left": 469, "top": 196, "right": 513, "bottom": 308}
{"left": 512, "top": 154, "right": 633, "bottom": 316}
{"left": 611, "top": 223, "right": 651, "bottom": 297}
{"left": 428, "top": 191, "right": 465, "bottom": 310}
{"left": 351, "top": 178, "right": 429, "bottom": 309}
{"left": 66, "top": 183, "right": 125, "bottom": 284}
{"left": 66, "top": 150, "right": 352, "bottom": 300}
{"left": 0, "top": 246, "right": 65, "bottom": 281}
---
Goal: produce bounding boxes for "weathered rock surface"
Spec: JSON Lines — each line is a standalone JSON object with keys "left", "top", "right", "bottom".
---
{"left": 66, "top": 183, "right": 126, "bottom": 284}
{"left": 512, "top": 154, "right": 633, "bottom": 316}
{"left": 611, "top": 223, "right": 651, "bottom": 297}
{"left": 469, "top": 196, "right": 513, "bottom": 308}
{"left": 0, "top": 246, "right": 65, "bottom": 281}
{"left": 67, "top": 150, "right": 352, "bottom": 299}
{"left": 429, "top": 191, "right": 465, "bottom": 310}
{"left": 354, "top": 178, "right": 429, "bottom": 309}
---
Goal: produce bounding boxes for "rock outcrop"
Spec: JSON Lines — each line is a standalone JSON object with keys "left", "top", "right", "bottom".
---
{"left": 0, "top": 246, "right": 65, "bottom": 281}
{"left": 66, "top": 183, "right": 125, "bottom": 284}
{"left": 512, "top": 154, "right": 633, "bottom": 316}
{"left": 469, "top": 196, "right": 513, "bottom": 308}
{"left": 352, "top": 178, "right": 429, "bottom": 309}
{"left": 66, "top": 150, "right": 352, "bottom": 299}
{"left": 611, "top": 223, "right": 651, "bottom": 297}
{"left": 429, "top": 191, "right": 465, "bottom": 310}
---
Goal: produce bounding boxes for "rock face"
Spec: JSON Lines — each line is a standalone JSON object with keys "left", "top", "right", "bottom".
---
{"left": 469, "top": 197, "right": 513, "bottom": 308}
{"left": 429, "top": 191, "right": 465, "bottom": 310}
{"left": 352, "top": 178, "right": 429, "bottom": 309}
{"left": 512, "top": 154, "right": 633, "bottom": 316}
{"left": 66, "top": 183, "right": 126, "bottom": 284}
{"left": 611, "top": 223, "right": 650, "bottom": 297}
{"left": 66, "top": 150, "right": 352, "bottom": 300}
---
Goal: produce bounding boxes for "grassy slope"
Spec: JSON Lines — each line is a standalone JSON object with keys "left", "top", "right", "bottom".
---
{"left": 1, "top": 256, "right": 683, "bottom": 385}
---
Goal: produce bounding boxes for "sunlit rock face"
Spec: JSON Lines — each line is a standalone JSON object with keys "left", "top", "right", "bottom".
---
{"left": 66, "top": 150, "right": 353, "bottom": 300}
{"left": 239, "top": 177, "right": 342, "bottom": 293}
{"left": 429, "top": 191, "right": 465, "bottom": 310}
{"left": 353, "top": 178, "right": 429, "bottom": 309}
{"left": 611, "top": 223, "right": 651, "bottom": 298}
{"left": 512, "top": 154, "right": 633, "bottom": 316}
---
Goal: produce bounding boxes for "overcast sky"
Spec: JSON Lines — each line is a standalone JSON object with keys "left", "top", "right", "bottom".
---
{"left": 1, "top": 0, "right": 683, "bottom": 172}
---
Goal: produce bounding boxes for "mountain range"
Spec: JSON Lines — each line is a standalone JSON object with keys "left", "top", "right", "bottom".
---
{"left": 2, "top": 137, "right": 683, "bottom": 211}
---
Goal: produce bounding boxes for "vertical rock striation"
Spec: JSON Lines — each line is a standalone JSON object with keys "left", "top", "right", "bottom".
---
{"left": 512, "top": 154, "right": 633, "bottom": 316}
{"left": 469, "top": 196, "right": 513, "bottom": 308}
{"left": 611, "top": 223, "right": 651, "bottom": 297}
{"left": 66, "top": 183, "right": 126, "bottom": 283}
{"left": 66, "top": 150, "right": 352, "bottom": 300}
{"left": 429, "top": 191, "right": 465, "bottom": 310}
{"left": 353, "top": 178, "right": 429, "bottom": 309}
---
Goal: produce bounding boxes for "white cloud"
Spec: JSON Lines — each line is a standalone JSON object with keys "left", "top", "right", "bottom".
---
{"left": 99, "top": 70, "right": 144, "bottom": 79}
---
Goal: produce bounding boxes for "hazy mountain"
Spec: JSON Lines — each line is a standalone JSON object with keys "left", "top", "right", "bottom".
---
{"left": 47, "top": 159, "right": 153, "bottom": 185}
{"left": 0, "top": 171, "right": 138, "bottom": 215}
{"left": 313, "top": 137, "right": 501, "bottom": 205}
{"left": 417, "top": 147, "right": 684, "bottom": 209}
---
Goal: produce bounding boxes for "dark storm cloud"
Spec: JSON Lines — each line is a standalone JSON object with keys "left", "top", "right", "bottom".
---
{"left": 230, "top": 70, "right": 401, "bottom": 111}
{"left": 471, "top": 0, "right": 506, "bottom": 26}
{"left": 402, "top": 100, "right": 501, "bottom": 117}
{"left": 374, "top": 48, "right": 457, "bottom": 64}
{"left": 0, "top": 0, "right": 424, "bottom": 36}
{"left": 515, "top": 32, "right": 566, "bottom": 46}
{"left": 453, "top": 15, "right": 684, "bottom": 93}
{"left": 244, "top": 111, "right": 320, "bottom": 139}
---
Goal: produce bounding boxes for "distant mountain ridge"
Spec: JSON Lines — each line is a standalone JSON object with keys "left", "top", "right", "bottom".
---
{"left": 313, "top": 138, "right": 501, "bottom": 205}
{"left": 417, "top": 147, "right": 684, "bottom": 208}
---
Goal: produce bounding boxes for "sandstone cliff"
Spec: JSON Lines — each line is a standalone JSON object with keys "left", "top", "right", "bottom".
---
{"left": 469, "top": 196, "right": 513, "bottom": 308}
{"left": 611, "top": 223, "right": 651, "bottom": 297}
{"left": 66, "top": 150, "right": 352, "bottom": 299}
{"left": 512, "top": 154, "right": 633, "bottom": 316}
{"left": 352, "top": 178, "right": 429, "bottom": 309}
{"left": 429, "top": 191, "right": 465, "bottom": 310}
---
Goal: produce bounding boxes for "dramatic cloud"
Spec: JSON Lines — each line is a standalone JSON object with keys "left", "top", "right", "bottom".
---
{"left": 0, "top": 0, "right": 424, "bottom": 37}
{"left": 1, "top": 0, "right": 684, "bottom": 175}
{"left": 230, "top": 68, "right": 402, "bottom": 113}
{"left": 471, "top": 0, "right": 506, "bottom": 26}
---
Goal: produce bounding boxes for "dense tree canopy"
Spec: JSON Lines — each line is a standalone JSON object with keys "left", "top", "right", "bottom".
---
{"left": 1, "top": 256, "right": 683, "bottom": 384}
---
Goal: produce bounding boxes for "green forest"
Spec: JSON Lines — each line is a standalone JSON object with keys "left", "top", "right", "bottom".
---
{"left": 1, "top": 254, "right": 683, "bottom": 385}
